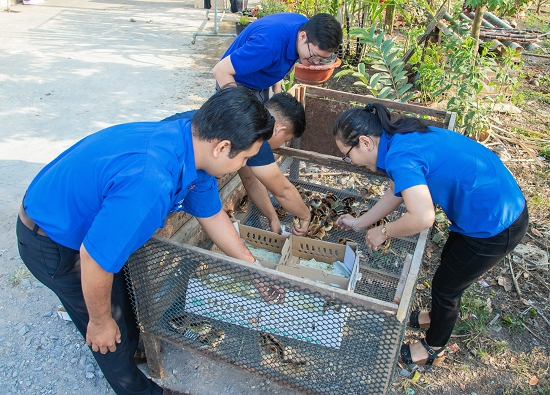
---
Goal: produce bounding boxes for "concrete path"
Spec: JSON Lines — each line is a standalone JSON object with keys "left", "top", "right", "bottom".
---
{"left": 0, "top": 1, "right": 297, "bottom": 393}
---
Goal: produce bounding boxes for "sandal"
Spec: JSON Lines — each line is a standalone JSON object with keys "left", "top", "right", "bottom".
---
{"left": 408, "top": 310, "right": 430, "bottom": 329}
{"left": 399, "top": 339, "right": 445, "bottom": 366}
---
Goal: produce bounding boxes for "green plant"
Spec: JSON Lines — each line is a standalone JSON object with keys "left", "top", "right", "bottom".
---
{"left": 238, "top": 15, "right": 250, "bottom": 26}
{"left": 8, "top": 265, "right": 31, "bottom": 287}
{"left": 291, "top": 0, "right": 339, "bottom": 18}
{"left": 455, "top": 288, "right": 492, "bottom": 338}
{"left": 501, "top": 314, "right": 524, "bottom": 334}
{"left": 414, "top": 32, "right": 519, "bottom": 139}
{"left": 431, "top": 207, "right": 449, "bottom": 246}
{"left": 282, "top": 68, "right": 296, "bottom": 92}
{"left": 334, "top": 26, "right": 413, "bottom": 102}
{"left": 257, "top": 0, "right": 288, "bottom": 17}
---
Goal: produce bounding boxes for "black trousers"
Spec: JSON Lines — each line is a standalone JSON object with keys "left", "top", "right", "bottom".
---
{"left": 426, "top": 204, "right": 529, "bottom": 346}
{"left": 16, "top": 217, "right": 163, "bottom": 395}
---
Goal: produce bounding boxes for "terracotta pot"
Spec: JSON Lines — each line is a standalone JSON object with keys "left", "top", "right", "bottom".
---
{"left": 293, "top": 57, "right": 342, "bottom": 86}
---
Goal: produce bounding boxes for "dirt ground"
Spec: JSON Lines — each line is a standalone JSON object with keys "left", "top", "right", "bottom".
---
{"left": 326, "top": 19, "right": 550, "bottom": 395}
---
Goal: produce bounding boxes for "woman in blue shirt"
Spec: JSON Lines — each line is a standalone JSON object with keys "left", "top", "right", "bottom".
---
{"left": 334, "top": 103, "right": 528, "bottom": 366}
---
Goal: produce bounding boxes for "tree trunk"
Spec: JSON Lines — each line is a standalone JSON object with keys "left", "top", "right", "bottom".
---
{"left": 471, "top": 5, "right": 486, "bottom": 55}
{"left": 384, "top": 4, "right": 395, "bottom": 35}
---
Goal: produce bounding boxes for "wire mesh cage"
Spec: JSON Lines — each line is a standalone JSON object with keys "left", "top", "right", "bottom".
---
{"left": 126, "top": 237, "right": 406, "bottom": 395}
{"left": 125, "top": 156, "right": 428, "bottom": 395}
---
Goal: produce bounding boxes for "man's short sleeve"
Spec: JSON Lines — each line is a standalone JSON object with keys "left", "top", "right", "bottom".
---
{"left": 246, "top": 141, "right": 275, "bottom": 167}
{"left": 179, "top": 170, "right": 222, "bottom": 218}
{"left": 230, "top": 36, "right": 276, "bottom": 76}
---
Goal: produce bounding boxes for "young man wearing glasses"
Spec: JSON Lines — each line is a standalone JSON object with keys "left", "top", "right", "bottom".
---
{"left": 213, "top": 13, "right": 342, "bottom": 103}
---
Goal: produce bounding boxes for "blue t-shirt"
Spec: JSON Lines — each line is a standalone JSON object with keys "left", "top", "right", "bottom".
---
{"left": 376, "top": 127, "right": 525, "bottom": 238}
{"left": 162, "top": 111, "right": 275, "bottom": 167}
{"left": 246, "top": 140, "right": 275, "bottom": 166}
{"left": 24, "top": 120, "right": 222, "bottom": 273}
{"left": 221, "top": 13, "right": 307, "bottom": 91}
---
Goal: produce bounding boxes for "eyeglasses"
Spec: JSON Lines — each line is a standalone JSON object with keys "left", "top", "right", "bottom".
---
{"left": 342, "top": 145, "right": 354, "bottom": 163}
{"left": 306, "top": 41, "right": 330, "bottom": 65}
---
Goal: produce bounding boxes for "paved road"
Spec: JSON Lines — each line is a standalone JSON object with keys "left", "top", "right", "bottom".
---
{"left": 0, "top": 1, "right": 297, "bottom": 393}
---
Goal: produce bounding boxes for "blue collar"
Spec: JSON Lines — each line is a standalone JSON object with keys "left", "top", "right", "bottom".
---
{"left": 286, "top": 22, "right": 305, "bottom": 61}
{"left": 376, "top": 132, "right": 391, "bottom": 173}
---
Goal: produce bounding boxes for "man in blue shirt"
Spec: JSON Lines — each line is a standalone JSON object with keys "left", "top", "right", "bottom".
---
{"left": 163, "top": 93, "right": 311, "bottom": 235}
{"left": 213, "top": 13, "right": 342, "bottom": 102}
{"left": 16, "top": 87, "right": 276, "bottom": 395}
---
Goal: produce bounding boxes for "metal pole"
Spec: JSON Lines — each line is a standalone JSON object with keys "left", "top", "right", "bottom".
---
{"left": 192, "top": 0, "right": 236, "bottom": 44}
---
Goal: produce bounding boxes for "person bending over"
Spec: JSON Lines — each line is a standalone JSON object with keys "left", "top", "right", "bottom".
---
{"left": 16, "top": 87, "right": 279, "bottom": 395}
{"left": 333, "top": 103, "right": 528, "bottom": 366}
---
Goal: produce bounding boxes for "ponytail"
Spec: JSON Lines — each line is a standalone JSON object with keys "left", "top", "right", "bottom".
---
{"left": 333, "top": 103, "right": 430, "bottom": 147}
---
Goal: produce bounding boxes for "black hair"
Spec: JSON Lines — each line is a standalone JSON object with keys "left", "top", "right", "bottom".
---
{"left": 265, "top": 93, "right": 306, "bottom": 138}
{"left": 299, "top": 14, "right": 343, "bottom": 52}
{"left": 192, "top": 87, "right": 274, "bottom": 158}
{"left": 332, "top": 103, "right": 431, "bottom": 147}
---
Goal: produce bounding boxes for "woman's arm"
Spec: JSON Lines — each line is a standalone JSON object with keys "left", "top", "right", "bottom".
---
{"left": 366, "top": 184, "right": 435, "bottom": 250}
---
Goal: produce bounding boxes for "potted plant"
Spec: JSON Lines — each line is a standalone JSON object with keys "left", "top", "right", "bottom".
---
{"left": 293, "top": 53, "right": 342, "bottom": 86}
{"left": 236, "top": 15, "right": 251, "bottom": 35}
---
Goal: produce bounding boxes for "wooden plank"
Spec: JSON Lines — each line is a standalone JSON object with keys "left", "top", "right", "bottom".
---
{"left": 273, "top": 146, "right": 388, "bottom": 178}
{"left": 171, "top": 174, "right": 245, "bottom": 244}
{"left": 153, "top": 235, "right": 399, "bottom": 313}
{"left": 361, "top": 266, "right": 400, "bottom": 281}
{"left": 155, "top": 211, "right": 192, "bottom": 238}
{"left": 141, "top": 332, "right": 164, "bottom": 379}
{"left": 304, "top": 85, "right": 450, "bottom": 120}
{"left": 447, "top": 111, "right": 457, "bottom": 131}
{"left": 401, "top": 5, "right": 448, "bottom": 64}
{"left": 396, "top": 228, "right": 429, "bottom": 322}
{"left": 393, "top": 254, "right": 413, "bottom": 304}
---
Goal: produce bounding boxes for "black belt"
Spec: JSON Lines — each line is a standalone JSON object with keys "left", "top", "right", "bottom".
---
{"left": 19, "top": 205, "right": 48, "bottom": 237}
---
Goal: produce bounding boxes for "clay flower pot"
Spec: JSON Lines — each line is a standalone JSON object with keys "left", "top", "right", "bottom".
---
{"left": 293, "top": 57, "right": 342, "bottom": 86}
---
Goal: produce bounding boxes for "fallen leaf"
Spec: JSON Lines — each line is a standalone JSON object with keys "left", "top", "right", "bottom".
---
{"left": 460, "top": 383, "right": 466, "bottom": 391}
{"left": 521, "top": 298, "right": 531, "bottom": 306}
{"left": 416, "top": 284, "right": 426, "bottom": 291}
{"left": 531, "top": 228, "right": 542, "bottom": 237}
{"left": 523, "top": 272, "right": 530, "bottom": 279}
{"left": 529, "top": 376, "right": 538, "bottom": 386}
{"left": 426, "top": 251, "right": 432, "bottom": 258}
{"left": 497, "top": 276, "right": 512, "bottom": 292}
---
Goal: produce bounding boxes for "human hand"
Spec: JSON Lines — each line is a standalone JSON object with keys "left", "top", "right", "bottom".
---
{"left": 291, "top": 217, "right": 310, "bottom": 236}
{"left": 86, "top": 317, "right": 121, "bottom": 354}
{"left": 336, "top": 214, "right": 355, "bottom": 231}
{"left": 365, "top": 225, "right": 387, "bottom": 251}
{"left": 252, "top": 278, "right": 285, "bottom": 305}
{"left": 269, "top": 218, "right": 283, "bottom": 235}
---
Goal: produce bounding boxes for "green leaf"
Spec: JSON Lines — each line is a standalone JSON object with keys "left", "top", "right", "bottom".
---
{"left": 401, "top": 92, "right": 415, "bottom": 103}
{"left": 375, "top": 33, "right": 384, "bottom": 48}
{"left": 371, "top": 65, "right": 389, "bottom": 72}
{"left": 358, "top": 63, "right": 366, "bottom": 75}
{"left": 397, "top": 83, "right": 413, "bottom": 96}
{"left": 393, "top": 70, "right": 407, "bottom": 82}
{"left": 378, "top": 86, "right": 392, "bottom": 99}
{"left": 334, "top": 69, "right": 354, "bottom": 78}
{"left": 365, "top": 52, "right": 384, "bottom": 61}
{"left": 381, "top": 39, "right": 394, "bottom": 55}
{"left": 370, "top": 73, "right": 382, "bottom": 88}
